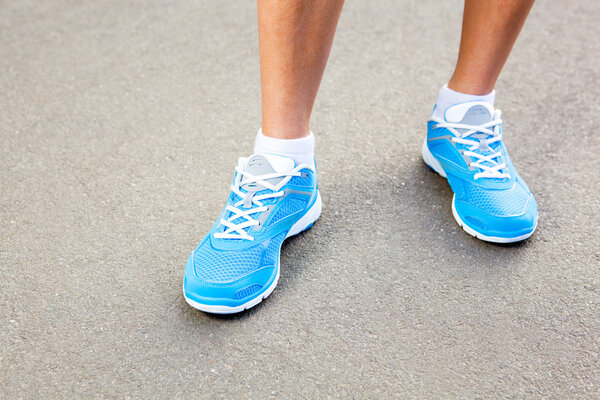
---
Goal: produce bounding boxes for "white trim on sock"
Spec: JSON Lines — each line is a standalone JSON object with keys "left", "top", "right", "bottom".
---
{"left": 253, "top": 129, "right": 315, "bottom": 168}
{"left": 433, "top": 84, "right": 496, "bottom": 120}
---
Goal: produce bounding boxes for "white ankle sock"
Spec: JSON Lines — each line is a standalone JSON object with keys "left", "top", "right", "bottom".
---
{"left": 253, "top": 129, "right": 315, "bottom": 168}
{"left": 433, "top": 84, "right": 496, "bottom": 120}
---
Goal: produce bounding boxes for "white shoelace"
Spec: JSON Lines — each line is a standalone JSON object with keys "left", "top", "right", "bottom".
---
{"left": 433, "top": 110, "right": 511, "bottom": 180}
{"left": 214, "top": 165, "right": 306, "bottom": 241}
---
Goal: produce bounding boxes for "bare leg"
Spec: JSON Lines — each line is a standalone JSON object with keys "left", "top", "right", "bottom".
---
{"left": 258, "top": 0, "right": 344, "bottom": 139}
{"left": 448, "top": 0, "right": 535, "bottom": 95}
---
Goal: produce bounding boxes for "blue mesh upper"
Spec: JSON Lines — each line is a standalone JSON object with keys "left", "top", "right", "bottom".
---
{"left": 266, "top": 198, "right": 306, "bottom": 228}
{"left": 194, "top": 232, "right": 285, "bottom": 283}
{"left": 233, "top": 284, "right": 263, "bottom": 300}
{"left": 429, "top": 141, "right": 464, "bottom": 166}
{"left": 287, "top": 175, "right": 312, "bottom": 187}
{"left": 465, "top": 181, "right": 529, "bottom": 216}
{"left": 447, "top": 175, "right": 466, "bottom": 199}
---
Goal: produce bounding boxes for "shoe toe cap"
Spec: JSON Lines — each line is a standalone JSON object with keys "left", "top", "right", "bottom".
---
{"left": 183, "top": 251, "right": 276, "bottom": 307}
{"left": 454, "top": 193, "right": 538, "bottom": 240}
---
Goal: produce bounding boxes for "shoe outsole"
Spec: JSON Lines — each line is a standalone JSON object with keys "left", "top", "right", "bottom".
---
{"left": 421, "top": 140, "right": 536, "bottom": 243}
{"left": 183, "top": 191, "right": 322, "bottom": 314}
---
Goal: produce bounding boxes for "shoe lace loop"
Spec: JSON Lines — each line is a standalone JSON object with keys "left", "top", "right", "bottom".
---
{"left": 214, "top": 167, "right": 304, "bottom": 241}
{"left": 434, "top": 111, "right": 510, "bottom": 180}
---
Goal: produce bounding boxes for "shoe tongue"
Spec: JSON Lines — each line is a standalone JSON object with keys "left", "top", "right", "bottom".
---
{"left": 241, "top": 154, "right": 295, "bottom": 191}
{"left": 445, "top": 101, "right": 494, "bottom": 125}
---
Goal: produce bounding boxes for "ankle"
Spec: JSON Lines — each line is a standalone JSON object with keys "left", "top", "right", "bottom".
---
{"left": 261, "top": 117, "right": 311, "bottom": 140}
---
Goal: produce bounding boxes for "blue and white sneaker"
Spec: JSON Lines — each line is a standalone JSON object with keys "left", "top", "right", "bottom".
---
{"left": 422, "top": 101, "right": 538, "bottom": 243}
{"left": 183, "top": 154, "right": 321, "bottom": 314}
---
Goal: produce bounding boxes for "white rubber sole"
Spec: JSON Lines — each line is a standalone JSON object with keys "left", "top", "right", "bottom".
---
{"left": 422, "top": 140, "right": 536, "bottom": 244}
{"left": 184, "top": 191, "right": 322, "bottom": 314}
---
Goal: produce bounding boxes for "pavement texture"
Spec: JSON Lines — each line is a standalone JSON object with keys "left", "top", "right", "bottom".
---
{"left": 1, "top": 0, "right": 599, "bottom": 398}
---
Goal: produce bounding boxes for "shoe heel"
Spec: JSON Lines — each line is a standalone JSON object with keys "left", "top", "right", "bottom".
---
{"left": 286, "top": 191, "right": 322, "bottom": 238}
{"left": 422, "top": 139, "right": 447, "bottom": 178}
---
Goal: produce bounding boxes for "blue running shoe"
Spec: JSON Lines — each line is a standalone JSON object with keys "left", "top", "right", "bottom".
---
{"left": 422, "top": 101, "right": 538, "bottom": 243}
{"left": 183, "top": 154, "right": 321, "bottom": 313}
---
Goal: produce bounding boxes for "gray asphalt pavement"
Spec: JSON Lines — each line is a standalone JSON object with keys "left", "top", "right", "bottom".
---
{"left": 1, "top": 0, "right": 599, "bottom": 398}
